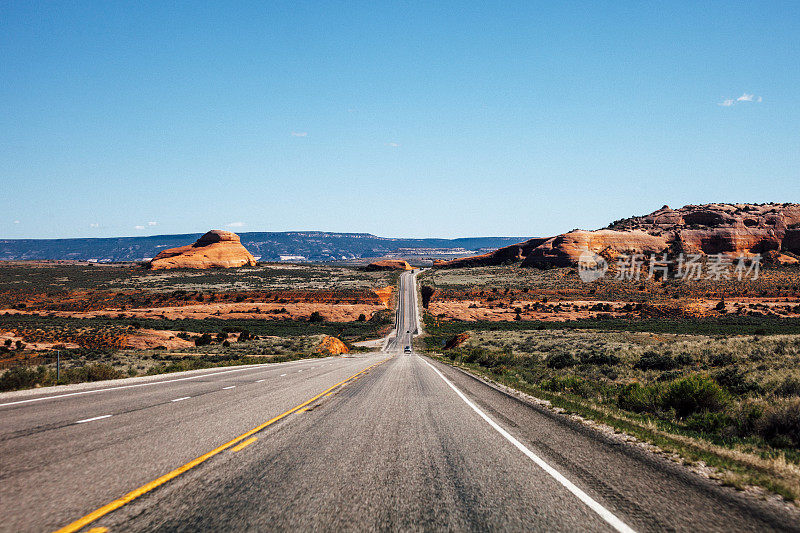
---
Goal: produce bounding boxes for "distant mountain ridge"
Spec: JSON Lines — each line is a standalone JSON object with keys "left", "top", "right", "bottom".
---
{"left": 0, "top": 232, "right": 527, "bottom": 262}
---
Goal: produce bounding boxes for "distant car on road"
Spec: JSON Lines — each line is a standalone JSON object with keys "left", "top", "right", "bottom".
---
{"left": 404, "top": 346, "right": 412, "bottom": 354}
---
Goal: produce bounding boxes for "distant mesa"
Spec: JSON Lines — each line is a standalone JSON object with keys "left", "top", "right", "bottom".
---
{"left": 365, "top": 259, "right": 413, "bottom": 271}
{"left": 438, "top": 203, "right": 800, "bottom": 269}
{"left": 148, "top": 230, "right": 257, "bottom": 270}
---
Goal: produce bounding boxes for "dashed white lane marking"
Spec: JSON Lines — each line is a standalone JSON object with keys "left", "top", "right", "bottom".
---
{"left": 255, "top": 379, "right": 265, "bottom": 383}
{"left": 298, "top": 369, "right": 303, "bottom": 373}
{"left": 76, "top": 414, "right": 112, "bottom": 424}
{"left": 280, "top": 373, "right": 287, "bottom": 377}
{"left": 171, "top": 397, "right": 191, "bottom": 402}
{"left": 222, "top": 385, "right": 236, "bottom": 390}
{"left": 422, "top": 359, "right": 636, "bottom": 533}
{"left": 0, "top": 364, "right": 275, "bottom": 408}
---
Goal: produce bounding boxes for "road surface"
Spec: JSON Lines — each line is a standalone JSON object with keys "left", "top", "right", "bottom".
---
{"left": 1, "top": 268, "right": 799, "bottom": 532}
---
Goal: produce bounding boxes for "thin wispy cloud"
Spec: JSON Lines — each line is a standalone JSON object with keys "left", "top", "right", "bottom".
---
{"left": 290, "top": 131, "right": 308, "bottom": 137}
{"left": 386, "top": 142, "right": 401, "bottom": 147}
{"left": 718, "top": 92, "right": 762, "bottom": 107}
{"left": 226, "top": 221, "right": 246, "bottom": 228}
{"left": 134, "top": 225, "right": 145, "bottom": 230}
{"left": 147, "top": 221, "right": 157, "bottom": 226}
{"left": 13, "top": 220, "right": 20, "bottom": 224}
{"left": 89, "top": 223, "right": 100, "bottom": 228}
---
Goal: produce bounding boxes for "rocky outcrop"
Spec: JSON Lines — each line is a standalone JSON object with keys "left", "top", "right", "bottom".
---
{"left": 438, "top": 203, "right": 800, "bottom": 269}
{"left": 522, "top": 230, "right": 668, "bottom": 267}
{"left": 371, "top": 286, "right": 393, "bottom": 306}
{"left": 149, "top": 230, "right": 257, "bottom": 270}
{"left": 317, "top": 336, "right": 349, "bottom": 355}
{"left": 365, "top": 260, "right": 412, "bottom": 271}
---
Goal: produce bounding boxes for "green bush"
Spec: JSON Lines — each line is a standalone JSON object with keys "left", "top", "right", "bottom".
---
{"left": 546, "top": 352, "right": 576, "bottom": 369}
{"left": 195, "top": 333, "right": 213, "bottom": 346}
{"left": 64, "top": 363, "right": 124, "bottom": 383}
{"left": 634, "top": 351, "right": 678, "bottom": 371}
{"left": 756, "top": 397, "right": 800, "bottom": 448}
{"left": 617, "top": 382, "right": 663, "bottom": 413}
{"left": 0, "top": 365, "right": 51, "bottom": 391}
{"left": 662, "top": 375, "right": 729, "bottom": 418}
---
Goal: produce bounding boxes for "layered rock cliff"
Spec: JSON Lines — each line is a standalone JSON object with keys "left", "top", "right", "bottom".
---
{"left": 439, "top": 203, "right": 800, "bottom": 268}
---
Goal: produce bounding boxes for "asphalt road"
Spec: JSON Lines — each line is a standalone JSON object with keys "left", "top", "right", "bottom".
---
{"left": 1, "top": 269, "right": 799, "bottom": 532}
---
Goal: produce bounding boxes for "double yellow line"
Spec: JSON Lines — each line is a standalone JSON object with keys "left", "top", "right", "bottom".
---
{"left": 55, "top": 357, "right": 390, "bottom": 533}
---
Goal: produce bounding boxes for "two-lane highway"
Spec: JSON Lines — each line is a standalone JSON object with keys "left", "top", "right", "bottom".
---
{"left": 2, "top": 268, "right": 800, "bottom": 532}
{"left": 385, "top": 269, "right": 420, "bottom": 353}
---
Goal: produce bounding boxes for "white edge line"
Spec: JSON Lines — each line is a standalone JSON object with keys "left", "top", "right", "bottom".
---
{"left": 255, "top": 379, "right": 265, "bottom": 383}
{"left": 222, "top": 385, "right": 236, "bottom": 390}
{"left": 171, "top": 396, "right": 191, "bottom": 402}
{"left": 0, "top": 365, "right": 270, "bottom": 408}
{"left": 280, "top": 374, "right": 287, "bottom": 377}
{"left": 76, "top": 414, "right": 112, "bottom": 424}
{"left": 422, "top": 359, "right": 636, "bottom": 533}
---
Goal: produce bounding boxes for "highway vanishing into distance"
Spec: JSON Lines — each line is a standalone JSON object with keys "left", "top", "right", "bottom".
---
{"left": 2, "top": 269, "right": 800, "bottom": 532}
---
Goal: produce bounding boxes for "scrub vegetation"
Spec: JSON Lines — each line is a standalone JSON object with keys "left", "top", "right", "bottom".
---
{"left": 426, "top": 316, "right": 800, "bottom": 501}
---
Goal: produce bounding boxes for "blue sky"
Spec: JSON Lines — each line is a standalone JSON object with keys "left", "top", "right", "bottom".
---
{"left": 1, "top": 1, "right": 798, "bottom": 239}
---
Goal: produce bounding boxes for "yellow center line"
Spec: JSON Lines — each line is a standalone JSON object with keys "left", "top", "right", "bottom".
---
{"left": 54, "top": 357, "right": 391, "bottom": 533}
{"left": 230, "top": 437, "right": 258, "bottom": 452}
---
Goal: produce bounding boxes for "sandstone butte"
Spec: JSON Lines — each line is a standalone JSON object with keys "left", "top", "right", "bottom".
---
{"left": 365, "top": 259, "right": 413, "bottom": 271}
{"left": 148, "top": 230, "right": 258, "bottom": 270}
{"left": 317, "top": 336, "right": 350, "bottom": 355}
{"left": 440, "top": 203, "right": 800, "bottom": 268}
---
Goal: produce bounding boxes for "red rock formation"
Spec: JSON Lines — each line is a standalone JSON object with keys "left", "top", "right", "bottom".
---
{"left": 438, "top": 203, "right": 800, "bottom": 268}
{"left": 365, "top": 260, "right": 412, "bottom": 271}
{"left": 371, "top": 286, "right": 393, "bottom": 306}
{"left": 317, "top": 336, "right": 349, "bottom": 355}
{"left": 149, "top": 230, "right": 257, "bottom": 270}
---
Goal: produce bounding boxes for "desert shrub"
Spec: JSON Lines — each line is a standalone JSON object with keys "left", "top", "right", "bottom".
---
{"left": 546, "top": 352, "right": 576, "bottom": 369}
{"left": 731, "top": 399, "right": 767, "bottom": 436}
{"left": 238, "top": 330, "right": 251, "bottom": 342}
{"left": 713, "top": 367, "right": 764, "bottom": 395}
{"left": 580, "top": 350, "right": 620, "bottom": 366}
{"left": 755, "top": 397, "right": 800, "bottom": 447}
{"left": 541, "top": 375, "right": 594, "bottom": 397}
{"left": 65, "top": 363, "right": 124, "bottom": 383}
{"left": 709, "top": 352, "right": 735, "bottom": 367}
{"left": 0, "top": 366, "right": 51, "bottom": 391}
{"left": 618, "top": 382, "right": 663, "bottom": 414}
{"left": 662, "top": 375, "right": 729, "bottom": 418}
{"left": 634, "top": 351, "right": 678, "bottom": 371}
{"left": 308, "top": 311, "right": 324, "bottom": 323}
{"left": 195, "top": 333, "right": 213, "bottom": 346}
{"left": 774, "top": 376, "right": 800, "bottom": 397}
{"left": 357, "top": 313, "right": 366, "bottom": 322}
{"left": 684, "top": 412, "right": 732, "bottom": 434}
